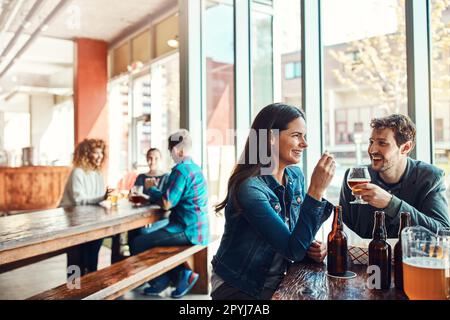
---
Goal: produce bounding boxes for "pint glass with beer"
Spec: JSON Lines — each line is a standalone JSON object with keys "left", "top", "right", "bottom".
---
{"left": 401, "top": 226, "right": 450, "bottom": 300}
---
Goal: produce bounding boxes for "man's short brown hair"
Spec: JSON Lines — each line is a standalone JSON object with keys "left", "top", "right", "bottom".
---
{"left": 370, "top": 114, "right": 416, "bottom": 147}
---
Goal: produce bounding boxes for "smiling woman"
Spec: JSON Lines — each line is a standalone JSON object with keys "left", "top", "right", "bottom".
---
{"left": 58, "top": 138, "right": 112, "bottom": 276}
{"left": 211, "top": 103, "right": 336, "bottom": 300}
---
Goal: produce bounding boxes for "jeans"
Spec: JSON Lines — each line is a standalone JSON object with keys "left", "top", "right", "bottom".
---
{"left": 127, "top": 219, "right": 169, "bottom": 246}
{"left": 130, "top": 224, "right": 191, "bottom": 286}
{"left": 67, "top": 239, "right": 103, "bottom": 276}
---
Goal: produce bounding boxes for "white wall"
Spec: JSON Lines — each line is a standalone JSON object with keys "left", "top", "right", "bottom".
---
{"left": 30, "top": 94, "right": 54, "bottom": 164}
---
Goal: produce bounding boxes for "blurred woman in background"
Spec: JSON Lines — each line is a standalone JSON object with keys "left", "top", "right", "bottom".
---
{"left": 60, "top": 138, "right": 112, "bottom": 275}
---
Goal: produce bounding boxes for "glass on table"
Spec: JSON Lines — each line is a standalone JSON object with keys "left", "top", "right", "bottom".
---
{"left": 401, "top": 226, "right": 450, "bottom": 300}
{"left": 129, "top": 186, "right": 149, "bottom": 206}
{"left": 347, "top": 167, "right": 371, "bottom": 204}
{"left": 109, "top": 190, "right": 119, "bottom": 206}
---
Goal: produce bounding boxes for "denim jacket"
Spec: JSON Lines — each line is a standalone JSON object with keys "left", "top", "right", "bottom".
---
{"left": 211, "top": 166, "right": 334, "bottom": 299}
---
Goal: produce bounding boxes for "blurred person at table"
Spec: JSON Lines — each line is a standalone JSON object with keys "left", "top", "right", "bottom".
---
{"left": 129, "top": 129, "right": 209, "bottom": 299}
{"left": 127, "top": 148, "right": 170, "bottom": 246}
{"left": 340, "top": 114, "right": 450, "bottom": 238}
{"left": 134, "top": 148, "right": 170, "bottom": 197}
{"left": 211, "top": 103, "right": 335, "bottom": 300}
{"left": 60, "top": 138, "right": 112, "bottom": 275}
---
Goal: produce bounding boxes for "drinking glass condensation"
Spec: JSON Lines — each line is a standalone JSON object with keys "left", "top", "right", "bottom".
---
{"left": 401, "top": 226, "right": 450, "bottom": 300}
{"left": 347, "top": 167, "right": 371, "bottom": 204}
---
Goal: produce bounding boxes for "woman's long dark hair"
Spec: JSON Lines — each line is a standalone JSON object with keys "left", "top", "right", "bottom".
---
{"left": 215, "top": 103, "right": 305, "bottom": 214}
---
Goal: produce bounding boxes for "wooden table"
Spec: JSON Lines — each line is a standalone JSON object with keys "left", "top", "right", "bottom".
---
{"left": 272, "top": 262, "right": 408, "bottom": 300}
{"left": 0, "top": 203, "right": 164, "bottom": 273}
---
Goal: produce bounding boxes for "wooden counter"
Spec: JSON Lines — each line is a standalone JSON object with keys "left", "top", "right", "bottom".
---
{"left": 0, "top": 166, "right": 71, "bottom": 214}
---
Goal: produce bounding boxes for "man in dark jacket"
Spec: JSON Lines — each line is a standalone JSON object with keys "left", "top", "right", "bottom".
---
{"left": 340, "top": 114, "right": 450, "bottom": 238}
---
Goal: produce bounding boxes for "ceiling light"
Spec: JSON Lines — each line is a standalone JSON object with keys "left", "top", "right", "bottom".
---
{"left": 167, "top": 36, "right": 179, "bottom": 49}
{"left": 41, "top": 24, "right": 49, "bottom": 32}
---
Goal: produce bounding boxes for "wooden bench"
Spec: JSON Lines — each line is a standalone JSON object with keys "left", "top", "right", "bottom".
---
{"left": 28, "top": 237, "right": 219, "bottom": 300}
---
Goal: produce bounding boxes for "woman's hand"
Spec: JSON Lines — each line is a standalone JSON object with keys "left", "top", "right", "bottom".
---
{"left": 145, "top": 177, "right": 159, "bottom": 189}
{"left": 307, "top": 240, "right": 327, "bottom": 263}
{"left": 307, "top": 152, "right": 336, "bottom": 201}
{"left": 104, "top": 187, "right": 114, "bottom": 200}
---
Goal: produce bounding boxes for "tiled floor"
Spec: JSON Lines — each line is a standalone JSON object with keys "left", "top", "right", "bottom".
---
{"left": 0, "top": 245, "right": 213, "bottom": 300}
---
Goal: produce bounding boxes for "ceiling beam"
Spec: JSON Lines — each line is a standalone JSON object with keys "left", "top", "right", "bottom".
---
{"left": 0, "top": 0, "right": 72, "bottom": 79}
{"left": 0, "top": 0, "right": 45, "bottom": 60}
{"left": 0, "top": 0, "right": 27, "bottom": 49}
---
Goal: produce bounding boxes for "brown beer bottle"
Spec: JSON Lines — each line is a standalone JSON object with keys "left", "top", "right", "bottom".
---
{"left": 327, "top": 205, "right": 348, "bottom": 276}
{"left": 393, "top": 212, "right": 411, "bottom": 290}
{"left": 368, "top": 211, "right": 392, "bottom": 289}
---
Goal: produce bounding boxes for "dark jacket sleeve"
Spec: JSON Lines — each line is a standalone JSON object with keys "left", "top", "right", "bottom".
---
{"left": 384, "top": 171, "right": 450, "bottom": 234}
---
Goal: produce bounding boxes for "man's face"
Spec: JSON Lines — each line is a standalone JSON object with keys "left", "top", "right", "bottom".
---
{"left": 170, "top": 146, "right": 183, "bottom": 163}
{"left": 368, "top": 128, "right": 407, "bottom": 173}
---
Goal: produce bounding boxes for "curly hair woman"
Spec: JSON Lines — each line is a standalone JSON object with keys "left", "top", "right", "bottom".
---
{"left": 60, "top": 138, "right": 112, "bottom": 275}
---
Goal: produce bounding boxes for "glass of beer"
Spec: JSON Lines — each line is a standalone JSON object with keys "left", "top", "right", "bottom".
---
{"left": 109, "top": 190, "right": 119, "bottom": 206}
{"left": 347, "top": 166, "right": 371, "bottom": 204}
{"left": 401, "top": 226, "right": 450, "bottom": 300}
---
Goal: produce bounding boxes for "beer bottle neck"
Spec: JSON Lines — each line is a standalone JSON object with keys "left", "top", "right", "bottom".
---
{"left": 397, "top": 212, "right": 411, "bottom": 238}
{"left": 373, "top": 212, "right": 387, "bottom": 240}
{"left": 332, "top": 206, "right": 343, "bottom": 231}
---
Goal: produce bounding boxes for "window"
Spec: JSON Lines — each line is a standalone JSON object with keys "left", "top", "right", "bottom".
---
{"left": 430, "top": 0, "right": 450, "bottom": 211}
{"left": 252, "top": 5, "right": 273, "bottom": 111}
{"left": 150, "top": 52, "right": 180, "bottom": 168}
{"left": 204, "top": 0, "right": 236, "bottom": 234}
{"left": 252, "top": 0, "right": 301, "bottom": 115}
{"left": 285, "top": 61, "right": 301, "bottom": 80}
{"left": 108, "top": 76, "right": 131, "bottom": 185}
{"left": 132, "top": 72, "right": 152, "bottom": 170}
{"left": 323, "top": 0, "right": 407, "bottom": 204}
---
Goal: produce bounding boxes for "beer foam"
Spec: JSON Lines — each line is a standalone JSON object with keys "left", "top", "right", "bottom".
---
{"left": 404, "top": 257, "right": 448, "bottom": 270}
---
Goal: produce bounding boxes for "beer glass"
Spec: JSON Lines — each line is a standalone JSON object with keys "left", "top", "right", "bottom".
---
{"left": 401, "top": 226, "right": 450, "bottom": 300}
{"left": 347, "top": 167, "right": 371, "bottom": 204}
{"left": 109, "top": 190, "right": 119, "bottom": 206}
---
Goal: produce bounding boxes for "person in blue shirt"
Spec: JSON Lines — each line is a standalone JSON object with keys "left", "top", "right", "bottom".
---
{"left": 211, "top": 103, "right": 336, "bottom": 300}
{"left": 130, "top": 129, "right": 209, "bottom": 299}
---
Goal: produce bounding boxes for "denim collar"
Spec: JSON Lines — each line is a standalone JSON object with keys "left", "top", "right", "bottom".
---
{"left": 260, "top": 166, "right": 296, "bottom": 192}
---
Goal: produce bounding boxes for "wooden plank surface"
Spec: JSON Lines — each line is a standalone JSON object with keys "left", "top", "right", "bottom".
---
{"left": 28, "top": 245, "right": 207, "bottom": 300}
{"left": 272, "top": 262, "right": 407, "bottom": 300}
{"left": 0, "top": 203, "right": 164, "bottom": 265}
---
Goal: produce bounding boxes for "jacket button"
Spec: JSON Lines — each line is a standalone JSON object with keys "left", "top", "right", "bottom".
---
{"left": 297, "top": 196, "right": 301, "bottom": 203}
{"left": 275, "top": 204, "right": 280, "bottom": 210}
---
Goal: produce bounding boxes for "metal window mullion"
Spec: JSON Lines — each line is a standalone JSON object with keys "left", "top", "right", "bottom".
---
{"left": 301, "top": 0, "right": 323, "bottom": 184}
{"left": 234, "top": 0, "right": 252, "bottom": 158}
{"left": 405, "top": 0, "right": 433, "bottom": 163}
{"left": 179, "top": 0, "right": 205, "bottom": 167}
